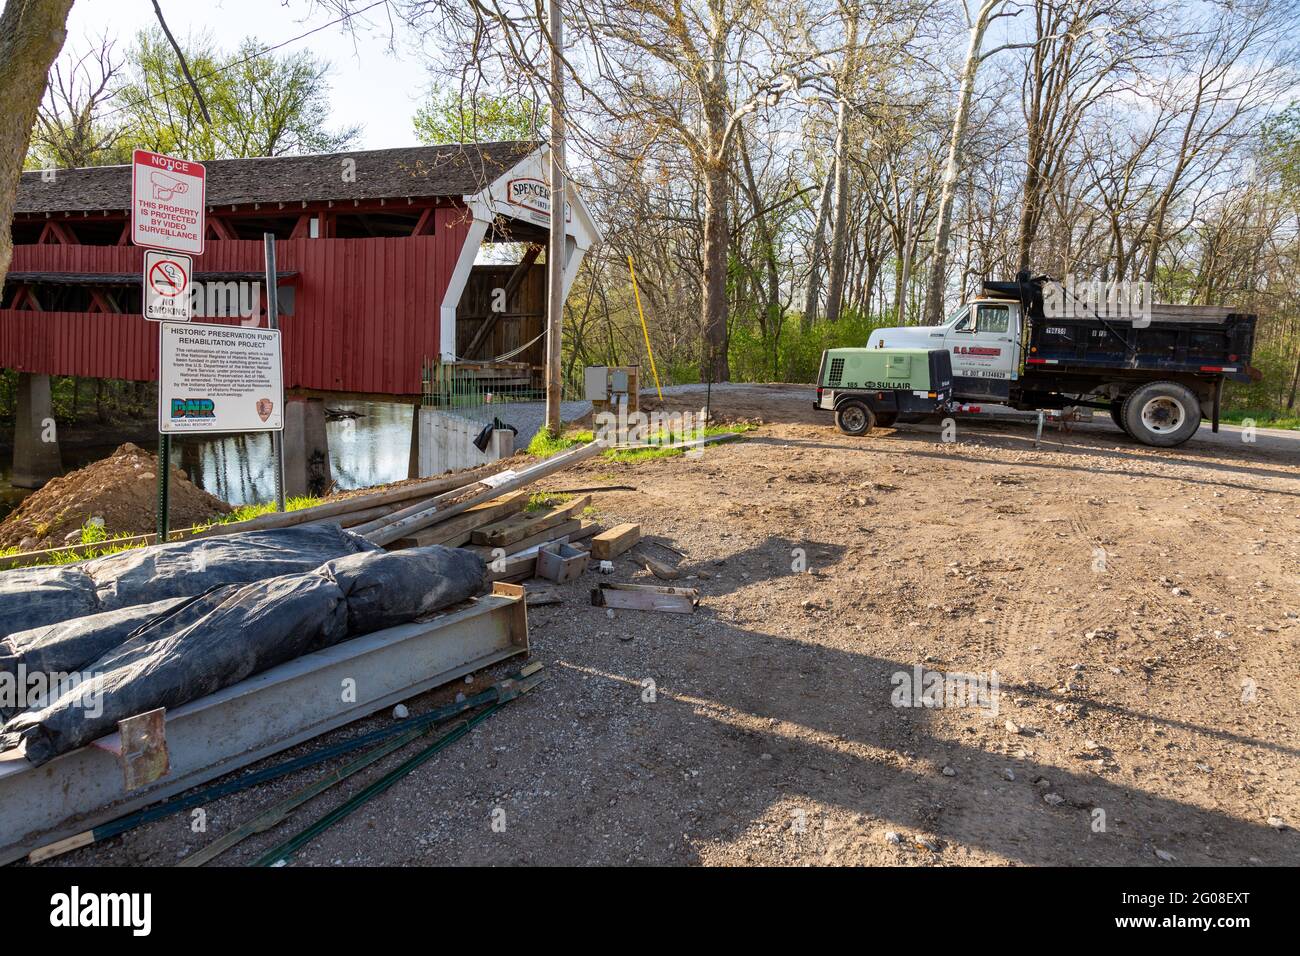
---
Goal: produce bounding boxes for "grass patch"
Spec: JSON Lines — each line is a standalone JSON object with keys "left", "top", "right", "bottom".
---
{"left": 1210, "top": 408, "right": 1300, "bottom": 430}
{"left": 524, "top": 492, "right": 574, "bottom": 513}
{"left": 527, "top": 429, "right": 594, "bottom": 458}
{"left": 37, "top": 520, "right": 148, "bottom": 565}
{"left": 527, "top": 422, "right": 755, "bottom": 466}
{"left": 8, "top": 496, "right": 325, "bottom": 568}
{"left": 605, "top": 446, "right": 686, "bottom": 464}
{"left": 198, "top": 495, "right": 322, "bottom": 530}
{"left": 606, "top": 422, "right": 756, "bottom": 462}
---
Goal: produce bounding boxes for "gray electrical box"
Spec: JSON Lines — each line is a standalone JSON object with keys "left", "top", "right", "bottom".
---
{"left": 584, "top": 366, "right": 608, "bottom": 401}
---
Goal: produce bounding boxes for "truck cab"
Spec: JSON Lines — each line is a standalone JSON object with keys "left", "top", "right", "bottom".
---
{"left": 866, "top": 299, "right": 1021, "bottom": 403}
{"left": 864, "top": 273, "right": 1260, "bottom": 447}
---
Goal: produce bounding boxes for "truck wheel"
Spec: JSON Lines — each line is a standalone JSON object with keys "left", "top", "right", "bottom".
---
{"left": 874, "top": 412, "right": 898, "bottom": 428}
{"left": 1109, "top": 401, "right": 1131, "bottom": 436}
{"left": 835, "top": 400, "right": 876, "bottom": 436}
{"left": 1122, "top": 382, "right": 1201, "bottom": 447}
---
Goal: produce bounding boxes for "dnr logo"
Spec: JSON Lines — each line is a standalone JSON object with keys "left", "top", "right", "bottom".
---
{"left": 171, "top": 398, "right": 215, "bottom": 418}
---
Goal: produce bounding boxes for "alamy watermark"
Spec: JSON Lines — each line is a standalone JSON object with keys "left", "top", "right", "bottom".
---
{"left": 146, "top": 280, "right": 265, "bottom": 325}
{"left": 593, "top": 405, "right": 709, "bottom": 447}
{"left": 1044, "top": 276, "right": 1152, "bottom": 328}
{"left": 0, "top": 665, "right": 104, "bottom": 718}
{"left": 891, "top": 664, "right": 999, "bottom": 716}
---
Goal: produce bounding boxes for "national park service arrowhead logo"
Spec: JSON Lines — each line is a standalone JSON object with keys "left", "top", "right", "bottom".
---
{"left": 256, "top": 398, "right": 274, "bottom": 422}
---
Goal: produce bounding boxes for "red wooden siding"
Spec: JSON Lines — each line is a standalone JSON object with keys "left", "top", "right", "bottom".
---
{"left": 0, "top": 225, "right": 475, "bottom": 395}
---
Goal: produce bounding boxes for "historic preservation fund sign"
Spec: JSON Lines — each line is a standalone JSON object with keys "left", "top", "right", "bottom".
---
{"left": 158, "top": 324, "right": 283, "bottom": 433}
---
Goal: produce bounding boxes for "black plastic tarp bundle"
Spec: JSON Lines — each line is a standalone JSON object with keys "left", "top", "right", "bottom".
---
{"left": 0, "top": 524, "right": 378, "bottom": 642}
{"left": 0, "top": 546, "right": 485, "bottom": 765}
{"left": 0, "top": 597, "right": 188, "bottom": 722}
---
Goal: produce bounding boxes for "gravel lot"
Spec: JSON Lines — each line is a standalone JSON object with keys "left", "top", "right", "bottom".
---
{"left": 41, "top": 384, "right": 1299, "bottom": 867}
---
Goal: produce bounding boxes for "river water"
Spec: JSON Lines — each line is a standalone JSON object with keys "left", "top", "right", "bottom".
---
{"left": 0, "top": 401, "right": 414, "bottom": 519}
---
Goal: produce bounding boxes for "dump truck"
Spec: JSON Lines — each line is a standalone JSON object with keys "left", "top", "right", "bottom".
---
{"left": 814, "top": 347, "right": 953, "bottom": 434}
{"left": 864, "top": 271, "right": 1260, "bottom": 447}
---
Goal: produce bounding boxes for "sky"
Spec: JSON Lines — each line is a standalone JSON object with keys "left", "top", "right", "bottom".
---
{"left": 66, "top": 0, "right": 433, "bottom": 150}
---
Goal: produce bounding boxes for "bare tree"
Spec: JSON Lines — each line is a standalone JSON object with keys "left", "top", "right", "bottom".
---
{"left": 1137, "top": 0, "right": 1297, "bottom": 283}
{"left": 0, "top": 0, "right": 76, "bottom": 282}
{"left": 28, "top": 33, "right": 125, "bottom": 168}
{"left": 922, "top": 0, "right": 1027, "bottom": 325}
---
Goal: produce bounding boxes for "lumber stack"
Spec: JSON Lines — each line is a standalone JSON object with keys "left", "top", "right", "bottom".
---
{"left": 358, "top": 441, "right": 606, "bottom": 548}
{"left": 342, "top": 441, "right": 629, "bottom": 588}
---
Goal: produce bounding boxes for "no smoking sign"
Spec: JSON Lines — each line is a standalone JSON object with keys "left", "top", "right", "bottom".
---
{"left": 143, "top": 249, "right": 193, "bottom": 322}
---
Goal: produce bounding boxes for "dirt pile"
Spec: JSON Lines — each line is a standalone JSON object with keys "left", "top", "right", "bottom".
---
{"left": 0, "top": 443, "right": 232, "bottom": 551}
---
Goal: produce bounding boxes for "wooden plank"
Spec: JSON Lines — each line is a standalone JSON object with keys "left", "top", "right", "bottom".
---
{"left": 469, "top": 518, "right": 581, "bottom": 559}
{"left": 484, "top": 522, "right": 600, "bottom": 580}
{"left": 591, "top": 523, "right": 641, "bottom": 560}
{"left": 350, "top": 486, "right": 466, "bottom": 537}
{"left": 302, "top": 502, "right": 403, "bottom": 529}
{"left": 487, "top": 553, "right": 539, "bottom": 583}
{"left": 590, "top": 583, "right": 699, "bottom": 614}
{"left": 193, "top": 459, "right": 517, "bottom": 538}
{"left": 363, "top": 442, "right": 605, "bottom": 547}
{"left": 390, "top": 491, "right": 529, "bottom": 548}
{"left": 639, "top": 551, "right": 681, "bottom": 580}
{"left": 524, "top": 585, "right": 566, "bottom": 606}
{"left": 471, "top": 495, "right": 590, "bottom": 547}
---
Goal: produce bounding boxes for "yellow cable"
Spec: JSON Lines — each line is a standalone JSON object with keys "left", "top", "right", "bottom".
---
{"left": 627, "top": 255, "right": 662, "bottom": 400}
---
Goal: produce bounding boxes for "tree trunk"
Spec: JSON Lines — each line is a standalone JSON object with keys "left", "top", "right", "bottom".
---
{"left": 0, "top": 0, "right": 76, "bottom": 284}
{"left": 738, "top": 131, "right": 781, "bottom": 339}
{"left": 95, "top": 377, "right": 107, "bottom": 424}
{"left": 924, "top": 2, "right": 993, "bottom": 325}
{"left": 897, "top": 211, "right": 914, "bottom": 325}
{"left": 824, "top": 98, "right": 852, "bottom": 323}
{"left": 701, "top": 160, "right": 730, "bottom": 382}
{"left": 863, "top": 254, "right": 880, "bottom": 317}
{"left": 1143, "top": 192, "right": 1174, "bottom": 286}
{"left": 1017, "top": 4, "right": 1046, "bottom": 273}
{"left": 1017, "top": 136, "right": 1041, "bottom": 272}
{"left": 1286, "top": 340, "right": 1300, "bottom": 411}
{"left": 802, "top": 156, "right": 836, "bottom": 330}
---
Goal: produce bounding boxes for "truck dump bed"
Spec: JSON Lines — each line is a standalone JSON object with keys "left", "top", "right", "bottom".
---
{"left": 1024, "top": 312, "right": 1256, "bottom": 382}
{"left": 983, "top": 278, "right": 1258, "bottom": 383}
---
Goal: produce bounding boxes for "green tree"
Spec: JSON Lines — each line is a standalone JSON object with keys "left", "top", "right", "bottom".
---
{"left": 116, "top": 29, "right": 359, "bottom": 160}
{"left": 1264, "top": 102, "right": 1300, "bottom": 197}
{"left": 412, "top": 90, "right": 539, "bottom": 145}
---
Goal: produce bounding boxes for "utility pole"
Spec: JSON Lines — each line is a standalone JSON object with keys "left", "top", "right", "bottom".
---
{"left": 264, "top": 232, "right": 286, "bottom": 513}
{"left": 545, "top": 0, "right": 565, "bottom": 435}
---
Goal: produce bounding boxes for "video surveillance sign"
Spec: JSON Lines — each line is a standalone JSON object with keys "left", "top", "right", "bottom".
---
{"left": 131, "top": 149, "right": 206, "bottom": 255}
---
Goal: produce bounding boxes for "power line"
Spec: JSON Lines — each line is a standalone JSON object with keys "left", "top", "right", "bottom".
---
{"left": 96, "top": 0, "right": 391, "bottom": 122}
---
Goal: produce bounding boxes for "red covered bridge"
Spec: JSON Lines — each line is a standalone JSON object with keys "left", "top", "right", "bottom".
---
{"left": 4, "top": 141, "right": 599, "bottom": 393}
{"left": 2, "top": 142, "right": 600, "bottom": 488}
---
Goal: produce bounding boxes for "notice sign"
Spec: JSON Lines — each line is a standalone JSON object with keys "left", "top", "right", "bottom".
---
{"left": 132, "top": 149, "right": 206, "bottom": 254}
{"left": 159, "top": 324, "right": 283, "bottom": 433}
{"left": 143, "top": 250, "right": 193, "bottom": 321}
